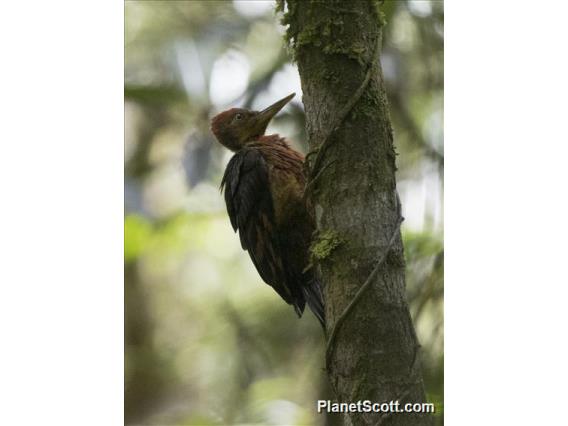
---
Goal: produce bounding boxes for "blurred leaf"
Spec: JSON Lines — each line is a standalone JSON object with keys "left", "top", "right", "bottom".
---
{"left": 124, "top": 84, "right": 187, "bottom": 105}
{"left": 403, "top": 230, "right": 443, "bottom": 261}
{"left": 125, "top": 214, "right": 152, "bottom": 262}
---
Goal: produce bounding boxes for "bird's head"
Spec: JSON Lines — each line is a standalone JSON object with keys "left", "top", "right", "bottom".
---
{"left": 211, "top": 93, "right": 295, "bottom": 151}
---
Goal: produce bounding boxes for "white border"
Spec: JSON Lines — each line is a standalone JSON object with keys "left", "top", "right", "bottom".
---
{"left": 0, "top": 2, "right": 123, "bottom": 425}
{"left": 446, "top": 1, "right": 568, "bottom": 424}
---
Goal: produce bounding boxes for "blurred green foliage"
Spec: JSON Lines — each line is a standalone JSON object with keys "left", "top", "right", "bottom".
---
{"left": 125, "top": 1, "right": 443, "bottom": 425}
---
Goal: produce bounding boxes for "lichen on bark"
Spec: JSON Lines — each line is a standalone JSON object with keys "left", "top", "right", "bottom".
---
{"left": 310, "top": 230, "right": 344, "bottom": 262}
{"left": 276, "top": 0, "right": 379, "bottom": 64}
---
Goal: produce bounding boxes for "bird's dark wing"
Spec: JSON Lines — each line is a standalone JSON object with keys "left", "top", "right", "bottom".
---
{"left": 220, "top": 149, "right": 295, "bottom": 304}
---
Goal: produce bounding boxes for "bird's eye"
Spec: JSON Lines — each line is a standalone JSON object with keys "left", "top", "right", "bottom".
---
{"left": 235, "top": 113, "right": 243, "bottom": 121}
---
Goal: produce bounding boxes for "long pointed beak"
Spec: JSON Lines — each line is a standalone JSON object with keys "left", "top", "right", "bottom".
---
{"left": 253, "top": 93, "right": 295, "bottom": 135}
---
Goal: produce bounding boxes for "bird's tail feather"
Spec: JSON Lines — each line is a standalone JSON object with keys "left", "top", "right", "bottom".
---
{"left": 302, "top": 279, "right": 325, "bottom": 329}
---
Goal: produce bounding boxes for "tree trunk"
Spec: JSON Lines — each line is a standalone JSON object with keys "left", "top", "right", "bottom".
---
{"left": 278, "top": 1, "right": 432, "bottom": 424}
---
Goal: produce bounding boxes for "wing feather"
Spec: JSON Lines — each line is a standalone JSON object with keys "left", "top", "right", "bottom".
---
{"left": 221, "top": 149, "right": 294, "bottom": 303}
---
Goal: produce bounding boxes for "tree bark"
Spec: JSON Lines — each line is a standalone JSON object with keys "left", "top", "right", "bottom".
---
{"left": 278, "top": 1, "right": 432, "bottom": 424}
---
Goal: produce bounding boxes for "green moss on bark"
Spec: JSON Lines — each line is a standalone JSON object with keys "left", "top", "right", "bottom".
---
{"left": 310, "top": 230, "right": 344, "bottom": 261}
{"left": 276, "top": 0, "right": 375, "bottom": 64}
{"left": 372, "top": 0, "right": 388, "bottom": 28}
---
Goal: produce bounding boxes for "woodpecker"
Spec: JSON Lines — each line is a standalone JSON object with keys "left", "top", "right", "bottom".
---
{"left": 211, "top": 93, "right": 325, "bottom": 327}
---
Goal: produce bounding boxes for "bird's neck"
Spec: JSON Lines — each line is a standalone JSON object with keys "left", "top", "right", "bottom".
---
{"left": 245, "top": 134, "right": 288, "bottom": 148}
{"left": 241, "top": 134, "right": 304, "bottom": 163}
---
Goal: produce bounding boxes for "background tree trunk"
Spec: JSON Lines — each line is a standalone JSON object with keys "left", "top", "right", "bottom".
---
{"left": 279, "top": 1, "right": 433, "bottom": 424}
